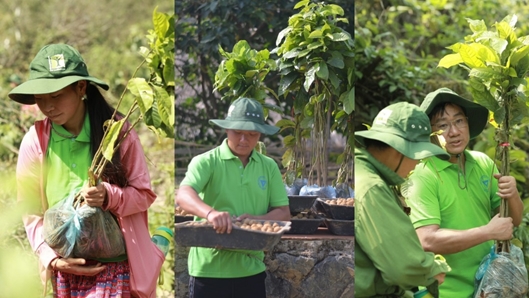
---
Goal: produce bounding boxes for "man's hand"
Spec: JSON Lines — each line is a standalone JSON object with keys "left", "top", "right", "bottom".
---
{"left": 207, "top": 210, "right": 232, "bottom": 234}
{"left": 494, "top": 173, "right": 519, "bottom": 200}
{"left": 485, "top": 213, "right": 513, "bottom": 241}
{"left": 51, "top": 257, "right": 106, "bottom": 276}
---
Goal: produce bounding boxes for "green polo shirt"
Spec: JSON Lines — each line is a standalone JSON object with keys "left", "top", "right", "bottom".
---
{"left": 406, "top": 150, "right": 501, "bottom": 298}
{"left": 46, "top": 115, "right": 91, "bottom": 208}
{"left": 181, "top": 139, "right": 288, "bottom": 278}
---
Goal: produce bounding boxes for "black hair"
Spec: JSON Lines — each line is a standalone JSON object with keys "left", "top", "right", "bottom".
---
{"left": 83, "top": 83, "right": 128, "bottom": 187}
{"left": 429, "top": 102, "right": 467, "bottom": 121}
{"left": 363, "top": 138, "right": 390, "bottom": 150}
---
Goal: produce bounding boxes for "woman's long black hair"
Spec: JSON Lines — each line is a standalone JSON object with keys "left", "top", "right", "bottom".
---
{"left": 84, "top": 82, "right": 128, "bottom": 187}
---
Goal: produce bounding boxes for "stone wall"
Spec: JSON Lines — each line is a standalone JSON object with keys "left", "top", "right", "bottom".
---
{"left": 175, "top": 238, "right": 355, "bottom": 298}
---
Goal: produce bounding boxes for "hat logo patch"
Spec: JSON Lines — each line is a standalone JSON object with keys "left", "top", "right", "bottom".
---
{"left": 48, "top": 54, "right": 66, "bottom": 71}
{"left": 374, "top": 109, "right": 393, "bottom": 126}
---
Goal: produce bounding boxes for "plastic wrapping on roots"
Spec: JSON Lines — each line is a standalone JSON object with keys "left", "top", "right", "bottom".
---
{"left": 43, "top": 190, "right": 126, "bottom": 259}
{"left": 473, "top": 244, "right": 529, "bottom": 298}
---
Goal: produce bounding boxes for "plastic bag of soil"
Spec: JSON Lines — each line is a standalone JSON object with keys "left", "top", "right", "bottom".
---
{"left": 335, "top": 183, "right": 354, "bottom": 198}
{"left": 473, "top": 244, "right": 528, "bottom": 298}
{"left": 299, "top": 184, "right": 336, "bottom": 198}
{"left": 285, "top": 178, "right": 308, "bottom": 196}
{"left": 43, "top": 190, "right": 126, "bottom": 259}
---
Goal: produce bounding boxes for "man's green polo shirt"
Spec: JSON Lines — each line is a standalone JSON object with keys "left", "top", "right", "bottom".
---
{"left": 181, "top": 139, "right": 288, "bottom": 278}
{"left": 406, "top": 150, "right": 501, "bottom": 298}
{"left": 46, "top": 114, "right": 91, "bottom": 208}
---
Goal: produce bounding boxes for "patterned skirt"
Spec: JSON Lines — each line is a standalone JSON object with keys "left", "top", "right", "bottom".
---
{"left": 52, "top": 260, "right": 131, "bottom": 298}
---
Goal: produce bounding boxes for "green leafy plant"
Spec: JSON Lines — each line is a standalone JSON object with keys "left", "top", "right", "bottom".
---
{"left": 439, "top": 15, "right": 529, "bottom": 252}
{"left": 214, "top": 40, "right": 278, "bottom": 104}
{"left": 90, "top": 9, "right": 175, "bottom": 185}
{"left": 273, "top": 0, "right": 353, "bottom": 186}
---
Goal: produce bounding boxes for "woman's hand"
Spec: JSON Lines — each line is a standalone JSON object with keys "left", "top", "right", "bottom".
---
{"left": 81, "top": 184, "right": 107, "bottom": 207}
{"left": 51, "top": 257, "right": 106, "bottom": 276}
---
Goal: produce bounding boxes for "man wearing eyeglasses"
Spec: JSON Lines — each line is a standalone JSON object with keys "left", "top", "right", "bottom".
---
{"left": 405, "top": 88, "right": 524, "bottom": 298}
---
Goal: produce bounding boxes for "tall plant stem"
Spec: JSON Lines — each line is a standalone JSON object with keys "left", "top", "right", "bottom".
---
{"left": 497, "top": 95, "right": 512, "bottom": 253}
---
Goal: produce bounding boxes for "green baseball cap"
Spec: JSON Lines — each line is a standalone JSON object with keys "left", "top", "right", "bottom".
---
{"left": 209, "top": 97, "right": 280, "bottom": 135}
{"left": 421, "top": 88, "right": 488, "bottom": 139}
{"left": 9, "top": 44, "right": 109, "bottom": 105}
{"left": 355, "top": 102, "right": 450, "bottom": 160}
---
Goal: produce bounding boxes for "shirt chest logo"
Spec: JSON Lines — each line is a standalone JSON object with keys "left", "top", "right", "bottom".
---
{"left": 481, "top": 174, "right": 490, "bottom": 191}
{"left": 258, "top": 176, "right": 267, "bottom": 190}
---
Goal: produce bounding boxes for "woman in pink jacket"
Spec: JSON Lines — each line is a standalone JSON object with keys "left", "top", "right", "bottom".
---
{"left": 9, "top": 43, "right": 164, "bottom": 297}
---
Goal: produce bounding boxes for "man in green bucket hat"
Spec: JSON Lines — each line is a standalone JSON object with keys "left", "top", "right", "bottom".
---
{"left": 176, "top": 97, "right": 290, "bottom": 298}
{"left": 405, "top": 87, "right": 523, "bottom": 297}
{"left": 355, "top": 101, "right": 451, "bottom": 298}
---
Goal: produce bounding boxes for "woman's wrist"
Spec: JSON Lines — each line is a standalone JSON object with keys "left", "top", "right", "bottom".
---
{"left": 51, "top": 257, "right": 61, "bottom": 270}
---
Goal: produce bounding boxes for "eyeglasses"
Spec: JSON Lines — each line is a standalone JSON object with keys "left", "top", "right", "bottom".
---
{"left": 432, "top": 117, "right": 468, "bottom": 134}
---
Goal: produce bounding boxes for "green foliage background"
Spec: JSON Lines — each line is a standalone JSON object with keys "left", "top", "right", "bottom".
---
{"left": 0, "top": 1, "right": 174, "bottom": 297}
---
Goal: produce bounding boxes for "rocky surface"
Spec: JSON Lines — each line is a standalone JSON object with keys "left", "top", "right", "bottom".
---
{"left": 175, "top": 237, "right": 355, "bottom": 298}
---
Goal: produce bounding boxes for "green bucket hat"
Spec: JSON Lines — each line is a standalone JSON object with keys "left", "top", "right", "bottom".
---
{"left": 9, "top": 44, "right": 109, "bottom": 105}
{"left": 355, "top": 102, "right": 450, "bottom": 160}
{"left": 209, "top": 97, "right": 280, "bottom": 135}
{"left": 421, "top": 88, "right": 488, "bottom": 139}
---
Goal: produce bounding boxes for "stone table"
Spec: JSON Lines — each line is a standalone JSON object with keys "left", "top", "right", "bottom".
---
{"left": 175, "top": 228, "right": 355, "bottom": 298}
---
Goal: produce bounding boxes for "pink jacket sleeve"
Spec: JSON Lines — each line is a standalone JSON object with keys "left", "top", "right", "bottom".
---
{"left": 102, "top": 128, "right": 157, "bottom": 216}
{"left": 17, "top": 126, "right": 58, "bottom": 271}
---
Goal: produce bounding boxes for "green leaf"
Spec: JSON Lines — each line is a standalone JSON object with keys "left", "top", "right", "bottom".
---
{"left": 163, "top": 57, "right": 175, "bottom": 86}
{"left": 327, "top": 57, "right": 345, "bottom": 69}
{"left": 331, "top": 32, "right": 351, "bottom": 42}
{"left": 153, "top": 86, "right": 174, "bottom": 127}
{"left": 316, "top": 62, "right": 329, "bottom": 80}
{"left": 276, "top": 27, "right": 292, "bottom": 46}
{"left": 466, "top": 18, "right": 487, "bottom": 33}
{"left": 127, "top": 78, "right": 153, "bottom": 115}
{"left": 276, "top": 119, "right": 296, "bottom": 129}
{"left": 283, "top": 135, "right": 296, "bottom": 147}
{"left": 327, "top": 4, "right": 344, "bottom": 16}
{"left": 307, "top": 42, "right": 323, "bottom": 50}
{"left": 486, "top": 37, "right": 509, "bottom": 56}
{"left": 328, "top": 71, "right": 341, "bottom": 91}
{"left": 294, "top": 0, "right": 309, "bottom": 10}
{"left": 153, "top": 9, "right": 170, "bottom": 40}
{"left": 281, "top": 148, "right": 294, "bottom": 168}
{"left": 501, "top": 14, "right": 518, "bottom": 28}
{"left": 438, "top": 53, "right": 463, "bottom": 68}
{"left": 495, "top": 21, "right": 514, "bottom": 41}
{"left": 102, "top": 119, "right": 126, "bottom": 162}
{"left": 283, "top": 49, "right": 301, "bottom": 59}
{"left": 279, "top": 72, "right": 299, "bottom": 96}
{"left": 459, "top": 43, "right": 493, "bottom": 68}
{"left": 341, "top": 88, "right": 354, "bottom": 114}
{"left": 469, "top": 67, "right": 503, "bottom": 81}
{"left": 303, "top": 65, "right": 317, "bottom": 92}
{"left": 309, "top": 30, "right": 323, "bottom": 39}
{"left": 510, "top": 45, "right": 529, "bottom": 68}
{"left": 469, "top": 87, "right": 500, "bottom": 114}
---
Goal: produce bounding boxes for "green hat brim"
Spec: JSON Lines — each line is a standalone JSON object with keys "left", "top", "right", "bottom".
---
{"left": 421, "top": 89, "right": 488, "bottom": 139}
{"left": 8, "top": 75, "right": 109, "bottom": 105}
{"left": 209, "top": 119, "right": 280, "bottom": 135}
{"left": 355, "top": 129, "right": 450, "bottom": 161}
